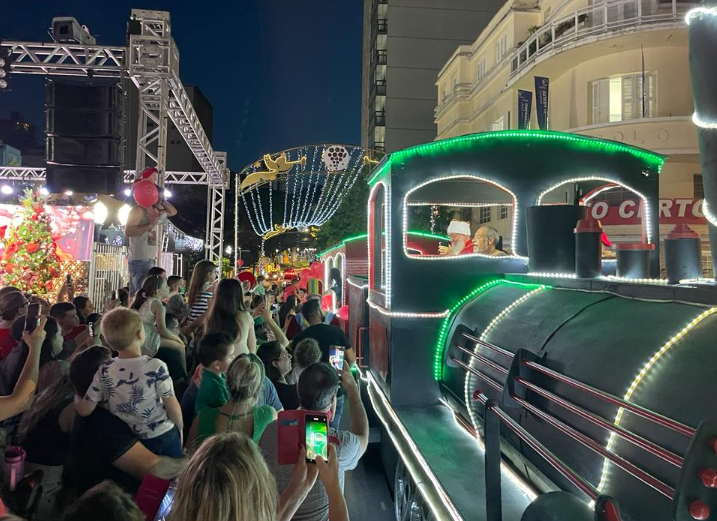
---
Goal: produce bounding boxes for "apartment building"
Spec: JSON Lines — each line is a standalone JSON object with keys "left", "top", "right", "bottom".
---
{"left": 361, "top": 0, "right": 505, "bottom": 153}
{"left": 434, "top": 0, "right": 706, "bottom": 267}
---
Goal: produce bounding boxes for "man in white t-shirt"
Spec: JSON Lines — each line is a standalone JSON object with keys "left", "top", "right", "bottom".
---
{"left": 259, "top": 363, "right": 369, "bottom": 521}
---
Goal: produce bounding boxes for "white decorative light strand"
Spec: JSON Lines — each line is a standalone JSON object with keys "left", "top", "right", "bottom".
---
{"left": 536, "top": 176, "right": 654, "bottom": 244}
{"left": 406, "top": 201, "right": 512, "bottom": 207}
{"left": 526, "top": 272, "right": 577, "bottom": 279}
{"left": 366, "top": 372, "right": 464, "bottom": 521}
{"left": 347, "top": 278, "right": 369, "bottom": 290}
{"left": 597, "top": 306, "right": 717, "bottom": 492}
{"left": 581, "top": 184, "right": 617, "bottom": 204}
{"left": 464, "top": 286, "right": 547, "bottom": 432}
{"left": 438, "top": 398, "right": 538, "bottom": 501}
{"left": 603, "top": 275, "right": 668, "bottom": 285}
{"left": 685, "top": 6, "right": 717, "bottom": 25}
{"left": 367, "top": 298, "right": 449, "bottom": 319}
{"left": 402, "top": 174, "right": 525, "bottom": 260}
{"left": 692, "top": 112, "right": 717, "bottom": 130}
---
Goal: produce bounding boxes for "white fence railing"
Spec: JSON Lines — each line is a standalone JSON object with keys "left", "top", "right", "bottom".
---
{"left": 511, "top": 0, "right": 697, "bottom": 77}
{"left": 88, "top": 244, "right": 128, "bottom": 313}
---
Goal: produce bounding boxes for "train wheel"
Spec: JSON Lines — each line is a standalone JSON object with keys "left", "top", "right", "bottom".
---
{"left": 394, "top": 461, "right": 435, "bottom": 521}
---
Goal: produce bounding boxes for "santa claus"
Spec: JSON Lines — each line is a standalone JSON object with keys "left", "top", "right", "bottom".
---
{"left": 438, "top": 220, "right": 473, "bottom": 256}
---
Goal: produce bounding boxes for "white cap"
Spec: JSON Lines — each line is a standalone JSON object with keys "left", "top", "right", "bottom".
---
{"left": 447, "top": 220, "right": 471, "bottom": 236}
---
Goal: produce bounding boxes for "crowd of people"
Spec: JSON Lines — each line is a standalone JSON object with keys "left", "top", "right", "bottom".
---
{"left": 0, "top": 259, "right": 366, "bottom": 521}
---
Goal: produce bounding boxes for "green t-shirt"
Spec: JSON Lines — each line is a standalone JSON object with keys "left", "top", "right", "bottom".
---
{"left": 195, "top": 369, "right": 230, "bottom": 414}
{"left": 252, "top": 284, "right": 266, "bottom": 296}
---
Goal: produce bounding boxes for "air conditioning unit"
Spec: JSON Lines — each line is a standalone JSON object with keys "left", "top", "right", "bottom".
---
{"left": 51, "top": 17, "right": 96, "bottom": 45}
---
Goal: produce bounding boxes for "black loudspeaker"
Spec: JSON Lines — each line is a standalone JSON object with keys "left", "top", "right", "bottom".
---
{"left": 45, "top": 79, "right": 124, "bottom": 194}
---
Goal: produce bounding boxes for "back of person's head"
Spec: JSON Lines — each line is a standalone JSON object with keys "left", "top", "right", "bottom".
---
{"left": 167, "top": 432, "right": 276, "bottom": 521}
{"left": 131, "top": 274, "right": 164, "bottom": 311}
{"left": 187, "top": 260, "right": 217, "bottom": 305}
{"left": 11, "top": 315, "right": 60, "bottom": 366}
{"left": 86, "top": 312, "right": 102, "bottom": 325}
{"left": 0, "top": 290, "right": 27, "bottom": 321}
{"left": 147, "top": 266, "right": 166, "bottom": 278}
{"left": 226, "top": 354, "right": 264, "bottom": 403}
{"left": 0, "top": 286, "right": 21, "bottom": 298}
{"left": 49, "top": 302, "right": 75, "bottom": 322}
{"left": 251, "top": 294, "right": 264, "bottom": 310}
{"left": 278, "top": 295, "right": 298, "bottom": 326}
{"left": 205, "top": 279, "right": 246, "bottom": 338}
{"left": 60, "top": 480, "right": 144, "bottom": 521}
{"left": 298, "top": 363, "right": 340, "bottom": 411}
{"left": 117, "top": 287, "right": 129, "bottom": 307}
{"left": 197, "top": 331, "right": 234, "bottom": 368}
{"left": 101, "top": 307, "right": 142, "bottom": 352}
{"left": 257, "top": 275, "right": 265, "bottom": 284}
{"left": 291, "top": 278, "right": 299, "bottom": 286}
{"left": 73, "top": 296, "right": 90, "bottom": 314}
{"left": 167, "top": 275, "right": 183, "bottom": 289}
{"left": 301, "top": 299, "right": 322, "bottom": 321}
{"left": 293, "top": 338, "right": 321, "bottom": 369}
{"left": 70, "top": 345, "right": 112, "bottom": 395}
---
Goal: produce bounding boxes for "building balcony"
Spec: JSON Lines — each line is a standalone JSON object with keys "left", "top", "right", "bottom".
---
{"left": 511, "top": 0, "right": 697, "bottom": 78}
{"left": 377, "top": 19, "right": 388, "bottom": 34}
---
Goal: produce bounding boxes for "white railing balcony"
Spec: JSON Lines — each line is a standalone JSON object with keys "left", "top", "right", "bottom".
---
{"left": 510, "top": 0, "right": 697, "bottom": 77}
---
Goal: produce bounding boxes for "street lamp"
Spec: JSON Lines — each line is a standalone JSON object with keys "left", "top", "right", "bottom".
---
{"left": 225, "top": 245, "right": 233, "bottom": 256}
{"left": 93, "top": 201, "right": 108, "bottom": 225}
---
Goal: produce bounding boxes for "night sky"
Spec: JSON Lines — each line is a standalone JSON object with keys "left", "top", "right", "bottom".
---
{"left": 0, "top": 0, "right": 364, "bottom": 172}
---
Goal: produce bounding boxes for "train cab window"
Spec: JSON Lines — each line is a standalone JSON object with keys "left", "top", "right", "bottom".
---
{"left": 539, "top": 180, "right": 650, "bottom": 257}
{"left": 369, "top": 184, "right": 387, "bottom": 291}
{"left": 404, "top": 177, "right": 515, "bottom": 258}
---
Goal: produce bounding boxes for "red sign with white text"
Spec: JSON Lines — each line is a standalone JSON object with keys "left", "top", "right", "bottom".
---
{"left": 586, "top": 199, "right": 707, "bottom": 226}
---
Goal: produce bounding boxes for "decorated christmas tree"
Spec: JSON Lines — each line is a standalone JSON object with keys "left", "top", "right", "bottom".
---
{"left": 1, "top": 189, "right": 62, "bottom": 297}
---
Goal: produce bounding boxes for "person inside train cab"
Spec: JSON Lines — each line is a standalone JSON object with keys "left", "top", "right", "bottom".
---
{"left": 438, "top": 220, "right": 473, "bottom": 256}
{"left": 473, "top": 225, "right": 507, "bottom": 256}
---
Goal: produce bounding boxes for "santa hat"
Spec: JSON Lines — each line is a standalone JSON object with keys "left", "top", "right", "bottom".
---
{"left": 447, "top": 220, "right": 471, "bottom": 236}
{"left": 136, "top": 167, "right": 158, "bottom": 182}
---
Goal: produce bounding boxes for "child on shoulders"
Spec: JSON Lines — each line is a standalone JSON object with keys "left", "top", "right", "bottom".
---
{"left": 75, "top": 307, "right": 184, "bottom": 457}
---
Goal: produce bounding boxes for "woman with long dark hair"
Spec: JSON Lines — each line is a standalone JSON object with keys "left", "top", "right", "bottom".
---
{"left": 204, "top": 279, "right": 255, "bottom": 355}
{"left": 278, "top": 295, "right": 298, "bottom": 335}
{"left": 0, "top": 290, "right": 28, "bottom": 359}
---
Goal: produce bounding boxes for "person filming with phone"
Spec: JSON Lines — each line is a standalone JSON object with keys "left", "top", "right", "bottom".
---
{"left": 258, "top": 362, "right": 368, "bottom": 521}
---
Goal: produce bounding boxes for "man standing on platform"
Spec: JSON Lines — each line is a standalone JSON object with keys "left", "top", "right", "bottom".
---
{"left": 125, "top": 168, "right": 178, "bottom": 296}
{"left": 438, "top": 220, "right": 473, "bottom": 256}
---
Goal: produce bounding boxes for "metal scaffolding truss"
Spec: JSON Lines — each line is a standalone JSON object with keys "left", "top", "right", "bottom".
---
{"left": 0, "top": 166, "right": 207, "bottom": 186}
{"left": 0, "top": 8, "right": 228, "bottom": 264}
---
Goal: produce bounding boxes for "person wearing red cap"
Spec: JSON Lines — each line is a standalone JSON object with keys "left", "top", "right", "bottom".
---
{"left": 125, "top": 168, "right": 178, "bottom": 296}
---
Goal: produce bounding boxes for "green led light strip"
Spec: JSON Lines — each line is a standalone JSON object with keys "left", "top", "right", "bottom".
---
{"left": 433, "top": 279, "right": 548, "bottom": 381}
{"left": 368, "top": 130, "right": 665, "bottom": 186}
{"left": 316, "top": 230, "right": 450, "bottom": 258}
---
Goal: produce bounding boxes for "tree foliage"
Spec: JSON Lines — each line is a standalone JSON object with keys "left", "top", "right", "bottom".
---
{"left": 315, "top": 174, "right": 370, "bottom": 250}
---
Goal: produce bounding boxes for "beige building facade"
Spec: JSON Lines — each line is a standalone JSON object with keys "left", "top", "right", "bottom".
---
{"left": 434, "top": 0, "right": 708, "bottom": 270}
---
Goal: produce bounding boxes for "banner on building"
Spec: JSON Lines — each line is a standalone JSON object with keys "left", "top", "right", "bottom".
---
{"left": 585, "top": 199, "right": 707, "bottom": 226}
{"left": 535, "top": 76, "right": 549, "bottom": 130}
{"left": 517, "top": 90, "right": 532, "bottom": 130}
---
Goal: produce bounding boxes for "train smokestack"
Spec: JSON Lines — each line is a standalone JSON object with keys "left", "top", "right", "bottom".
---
{"left": 687, "top": 4, "right": 717, "bottom": 276}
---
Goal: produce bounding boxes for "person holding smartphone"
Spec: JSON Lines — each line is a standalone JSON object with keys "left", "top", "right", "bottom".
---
{"left": 0, "top": 316, "right": 47, "bottom": 422}
{"left": 258, "top": 363, "right": 368, "bottom": 521}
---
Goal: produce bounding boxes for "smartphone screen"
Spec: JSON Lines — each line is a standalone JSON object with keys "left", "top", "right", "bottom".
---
{"left": 329, "top": 345, "right": 345, "bottom": 371}
{"left": 305, "top": 415, "right": 328, "bottom": 462}
{"left": 25, "top": 303, "right": 40, "bottom": 332}
{"left": 88, "top": 322, "right": 94, "bottom": 338}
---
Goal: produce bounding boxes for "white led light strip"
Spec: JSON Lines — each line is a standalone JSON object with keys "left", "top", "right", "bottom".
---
{"left": 581, "top": 184, "right": 617, "bottom": 204}
{"left": 536, "top": 177, "right": 654, "bottom": 244}
{"left": 685, "top": 6, "right": 717, "bottom": 25}
{"left": 596, "top": 306, "right": 717, "bottom": 492}
{"left": 366, "top": 372, "right": 464, "bottom": 521}
{"left": 702, "top": 200, "right": 717, "bottom": 228}
{"left": 367, "top": 298, "right": 449, "bottom": 319}
{"left": 347, "top": 279, "right": 369, "bottom": 290}
{"left": 438, "top": 398, "right": 538, "bottom": 501}
{"left": 406, "top": 201, "right": 511, "bottom": 207}
{"left": 603, "top": 275, "right": 668, "bottom": 285}
{"left": 464, "top": 287, "right": 547, "bottom": 430}
{"left": 691, "top": 112, "right": 717, "bottom": 130}
{"left": 527, "top": 272, "right": 577, "bottom": 279}
{"left": 367, "top": 181, "right": 392, "bottom": 306}
{"left": 402, "top": 175, "right": 525, "bottom": 260}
